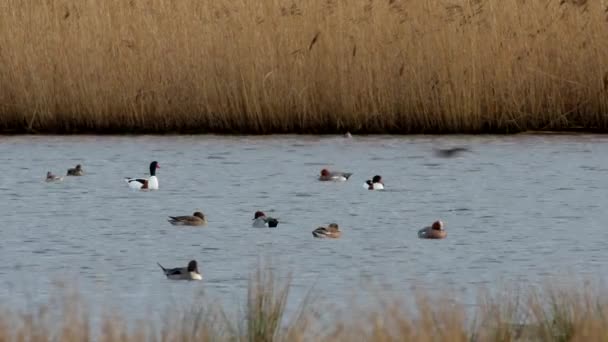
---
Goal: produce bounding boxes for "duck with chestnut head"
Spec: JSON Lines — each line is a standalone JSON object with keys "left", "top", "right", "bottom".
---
{"left": 319, "top": 169, "right": 352, "bottom": 182}
{"left": 418, "top": 220, "right": 447, "bottom": 239}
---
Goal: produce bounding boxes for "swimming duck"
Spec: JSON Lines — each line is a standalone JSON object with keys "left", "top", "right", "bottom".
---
{"left": 168, "top": 212, "right": 207, "bottom": 226}
{"left": 125, "top": 161, "right": 159, "bottom": 190}
{"left": 66, "top": 164, "right": 84, "bottom": 176}
{"left": 252, "top": 211, "right": 279, "bottom": 228}
{"left": 319, "top": 169, "right": 352, "bottom": 181}
{"left": 418, "top": 220, "right": 447, "bottom": 239}
{"left": 365, "top": 175, "right": 384, "bottom": 190}
{"left": 45, "top": 171, "right": 63, "bottom": 182}
{"left": 157, "top": 260, "right": 202, "bottom": 280}
{"left": 312, "top": 223, "right": 341, "bottom": 238}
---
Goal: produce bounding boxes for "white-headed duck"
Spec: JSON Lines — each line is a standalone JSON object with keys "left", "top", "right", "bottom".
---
{"left": 168, "top": 212, "right": 207, "bottom": 226}
{"left": 418, "top": 220, "right": 447, "bottom": 239}
{"left": 125, "top": 161, "right": 159, "bottom": 190}
{"left": 319, "top": 168, "right": 352, "bottom": 182}
{"left": 252, "top": 211, "right": 279, "bottom": 228}
{"left": 157, "top": 260, "right": 202, "bottom": 280}
{"left": 312, "top": 223, "right": 341, "bottom": 238}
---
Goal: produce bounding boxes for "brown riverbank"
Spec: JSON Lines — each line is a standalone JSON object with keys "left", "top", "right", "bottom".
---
{"left": 0, "top": 0, "right": 607, "bottom": 134}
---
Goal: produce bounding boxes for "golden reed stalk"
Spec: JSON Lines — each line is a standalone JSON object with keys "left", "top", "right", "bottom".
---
{"left": 0, "top": 0, "right": 606, "bottom": 133}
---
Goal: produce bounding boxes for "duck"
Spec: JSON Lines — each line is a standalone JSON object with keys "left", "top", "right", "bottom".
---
{"left": 125, "top": 161, "right": 159, "bottom": 190}
{"left": 45, "top": 171, "right": 63, "bottom": 182}
{"left": 434, "top": 147, "right": 470, "bottom": 158}
{"left": 312, "top": 223, "right": 341, "bottom": 238}
{"left": 418, "top": 220, "right": 447, "bottom": 239}
{"left": 168, "top": 212, "right": 207, "bottom": 226}
{"left": 66, "top": 164, "right": 84, "bottom": 176}
{"left": 365, "top": 175, "right": 384, "bottom": 190}
{"left": 252, "top": 211, "right": 279, "bottom": 228}
{"left": 319, "top": 168, "right": 352, "bottom": 181}
{"left": 157, "top": 260, "right": 202, "bottom": 280}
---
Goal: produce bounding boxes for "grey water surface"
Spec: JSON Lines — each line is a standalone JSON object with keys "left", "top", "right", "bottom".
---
{"left": 0, "top": 134, "right": 607, "bottom": 322}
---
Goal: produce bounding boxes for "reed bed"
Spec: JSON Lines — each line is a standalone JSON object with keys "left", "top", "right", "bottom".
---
{"left": 1, "top": 271, "right": 608, "bottom": 341}
{"left": 0, "top": 0, "right": 607, "bottom": 133}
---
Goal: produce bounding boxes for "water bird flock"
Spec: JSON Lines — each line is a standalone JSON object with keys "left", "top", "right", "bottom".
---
{"left": 45, "top": 141, "right": 463, "bottom": 280}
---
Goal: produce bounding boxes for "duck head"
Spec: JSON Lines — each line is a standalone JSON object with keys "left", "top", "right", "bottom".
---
{"left": 328, "top": 223, "right": 340, "bottom": 232}
{"left": 372, "top": 175, "right": 383, "bottom": 184}
{"left": 187, "top": 260, "right": 199, "bottom": 273}
{"left": 431, "top": 220, "right": 444, "bottom": 231}
{"left": 149, "top": 161, "right": 160, "bottom": 176}
{"left": 193, "top": 212, "right": 205, "bottom": 220}
{"left": 254, "top": 211, "right": 266, "bottom": 219}
{"left": 320, "top": 169, "right": 330, "bottom": 177}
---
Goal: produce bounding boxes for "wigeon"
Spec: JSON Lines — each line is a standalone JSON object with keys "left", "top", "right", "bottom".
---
{"left": 157, "top": 260, "right": 202, "bottom": 280}
{"left": 168, "top": 212, "right": 207, "bottom": 226}
{"left": 312, "top": 223, "right": 342, "bottom": 238}
{"left": 125, "top": 161, "right": 159, "bottom": 190}
{"left": 418, "top": 220, "right": 447, "bottom": 239}
{"left": 319, "top": 169, "right": 352, "bottom": 182}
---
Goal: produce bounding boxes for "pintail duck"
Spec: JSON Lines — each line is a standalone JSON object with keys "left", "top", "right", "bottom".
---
{"left": 312, "top": 223, "right": 341, "bottom": 238}
{"left": 418, "top": 220, "right": 447, "bottom": 239}
{"left": 67, "top": 164, "right": 84, "bottom": 176}
{"left": 45, "top": 171, "right": 63, "bottom": 182}
{"left": 319, "top": 169, "right": 352, "bottom": 182}
{"left": 157, "top": 260, "right": 202, "bottom": 280}
{"left": 365, "top": 175, "right": 384, "bottom": 190}
{"left": 168, "top": 212, "right": 207, "bottom": 226}
{"left": 125, "top": 161, "right": 159, "bottom": 190}
{"left": 252, "top": 211, "right": 279, "bottom": 228}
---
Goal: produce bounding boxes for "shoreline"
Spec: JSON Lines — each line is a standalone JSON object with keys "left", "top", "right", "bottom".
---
{"left": 1, "top": 128, "right": 607, "bottom": 136}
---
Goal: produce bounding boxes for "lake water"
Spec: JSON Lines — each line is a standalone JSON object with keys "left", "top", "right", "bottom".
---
{"left": 0, "top": 134, "right": 607, "bottom": 323}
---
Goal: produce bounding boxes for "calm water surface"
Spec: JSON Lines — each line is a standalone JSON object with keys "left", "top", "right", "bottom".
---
{"left": 0, "top": 134, "right": 607, "bottom": 321}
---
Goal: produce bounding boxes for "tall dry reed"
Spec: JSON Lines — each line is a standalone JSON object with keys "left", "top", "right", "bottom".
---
{"left": 0, "top": 0, "right": 607, "bottom": 133}
{"left": 1, "top": 271, "right": 608, "bottom": 341}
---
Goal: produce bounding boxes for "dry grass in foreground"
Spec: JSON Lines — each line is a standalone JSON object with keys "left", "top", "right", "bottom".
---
{"left": 1, "top": 270, "right": 608, "bottom": 341}
{"left": 0, "top": 0, "right": 607, "bottom": 134}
